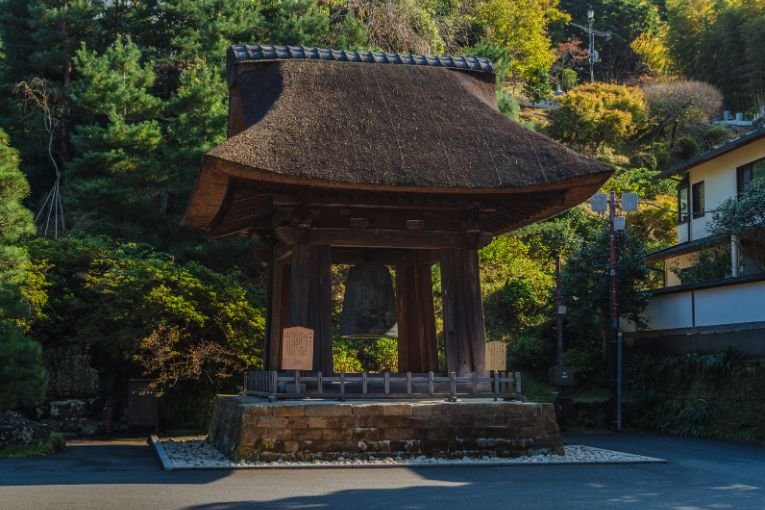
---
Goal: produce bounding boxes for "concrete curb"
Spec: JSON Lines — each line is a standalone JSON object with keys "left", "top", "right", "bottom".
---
{"left": 151, "top": 439, "right": 667, "bottom": 470}
{"left": 149, "top": 435, "right": 174, "bottom": 471}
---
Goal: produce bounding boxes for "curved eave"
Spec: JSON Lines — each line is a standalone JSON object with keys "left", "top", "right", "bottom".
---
{"left": 182, "top": 155, "right": 612, "bottom": 235}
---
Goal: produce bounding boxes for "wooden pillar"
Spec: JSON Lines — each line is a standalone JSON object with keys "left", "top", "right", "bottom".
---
{"left": 287, "top": 240, "right": 333, "bottom": 374}
{"left": 396, "top": 252, "right": 438, "bottom": 373}
{"left": 440, "top": 248, "right": 486, "bottom": 375}
{"left": 267, "top": 259, "right": 291, "bottom": 371}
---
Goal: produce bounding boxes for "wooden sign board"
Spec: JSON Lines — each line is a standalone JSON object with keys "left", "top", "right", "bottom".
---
{"left": 281, "top": 326, "right": 314, "bottom": 371}
{"left": 485, "top": 341, "right": 508, "bottom": 371}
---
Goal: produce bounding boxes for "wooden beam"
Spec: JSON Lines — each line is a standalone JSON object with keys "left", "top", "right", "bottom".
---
{"left": 275, "top": 226, "right": 493, "bottom": 250}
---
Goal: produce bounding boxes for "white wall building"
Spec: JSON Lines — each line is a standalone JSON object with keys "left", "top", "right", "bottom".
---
{"left": 626, "top": 127, "right": 765, "bottom": 357}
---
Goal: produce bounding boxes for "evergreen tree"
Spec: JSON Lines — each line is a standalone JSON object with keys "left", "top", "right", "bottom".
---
{"left": 0, "top": 129, "right": 45, "bottom": 411}
{"left": 68, "top": 35, "right": 164, "bottom": 238}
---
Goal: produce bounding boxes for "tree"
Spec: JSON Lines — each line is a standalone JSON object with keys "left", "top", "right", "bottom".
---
{"left": 710, "top": 182, "right": 765, "bottom": 272}
{"left": 0, "top": 129, "right": 45, "bottom": 411}
{"left": 563, "top": 223, "right": 651, "bottom": 359}
{"left": 477, "top": 0, "right": 568, "bottom": 84}
{"left": 557, "top": 0, "right": 663, "bottom": 82}
{"left": 27, "top": 236, "right": 265, "bottom": 392}
{"left": 549, "top": 82, "right": 647, "bottom": 153}
{"left": 67, "top": 35, "right": 164, "bottom": 237}
{"left": 631, "top": 25, "right": 674, "bottom": 77}
{"left": 664, "top": 0, "right": 717, "bottom": 79}
{"left": 522, "top": 65, "right": 552, "bottom": 102}
{"left": 643, "top": 80, "right": 722, "bottom": 148}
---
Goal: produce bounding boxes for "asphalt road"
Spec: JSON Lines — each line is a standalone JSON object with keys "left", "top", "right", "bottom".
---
{"left": 1, "top": 434, "right": 764, "bottom": 509}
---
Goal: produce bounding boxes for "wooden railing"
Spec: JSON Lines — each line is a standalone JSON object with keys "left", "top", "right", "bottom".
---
{"left": 243, "top": 370, "right": 523, "bottom": 401}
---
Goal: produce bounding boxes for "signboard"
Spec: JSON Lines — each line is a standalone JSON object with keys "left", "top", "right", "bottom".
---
{"left": 281, "top": 326, "right": 314, "bottom": 370}
{"left": 485, "top": 341, "right": 508, "bottom": 371}
{"left": 551, "top": 366, "right": 575, "bottom": 387}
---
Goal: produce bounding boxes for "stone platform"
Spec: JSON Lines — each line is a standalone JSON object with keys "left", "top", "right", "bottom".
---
{"left": 209, "top": 396, "right": 563, "bottom": 461}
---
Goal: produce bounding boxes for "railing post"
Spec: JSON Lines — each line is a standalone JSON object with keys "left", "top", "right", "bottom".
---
{"left": 515, "top": 371, "right": 523, "bottom": 396}
{"left": 449, "top": 371, "right": 457, "bottom": 401}
{"left": 384, "top": 371, "right": 390, "bottom": 395}
{"left": 406, "top": 372, "right": 412, "bottom": 395}
{"left": 428, "top": 371, "right": 434, "bottom": 394}
{"left": 340, "top": 372, "right": 345, "bottom": 400}
{"left": 295, "top": 370, "right": 301, "bottom": 396}
{"left": 472, "top": 371, "right": 479, "bottom": 394}
{"left": 362, "top": 371, "right": 368, "bottom": 394}
{"left": 493, "top": 370, "right": 499, "bottom": 401}
{"left": 271, "top": 371, "right": 278, "bottom": 400}
{"left": 317, "top": 371, "right": 323, "bottom": 394}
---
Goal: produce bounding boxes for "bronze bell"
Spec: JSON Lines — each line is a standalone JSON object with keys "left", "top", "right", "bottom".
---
{"left": 340, "top": 263, "right": 398, "bottom": 338}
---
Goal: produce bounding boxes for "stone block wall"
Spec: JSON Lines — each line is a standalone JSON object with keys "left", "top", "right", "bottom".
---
{"left": 209, "top": 396, "right": 563, "bottom": 461}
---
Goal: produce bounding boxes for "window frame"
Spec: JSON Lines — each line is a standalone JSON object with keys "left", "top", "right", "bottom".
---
{"left": 677, "top": 176, "right": 689, "bottom": 224}
{"left": 691, "top": 180, "right": 705, "bottom": 219}
{"left": 737, "top": 156, "right": 765, "bottom": 195}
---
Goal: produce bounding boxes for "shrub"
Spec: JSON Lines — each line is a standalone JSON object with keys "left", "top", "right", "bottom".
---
{"left": 508, "top": 335, "right": 550, "bottom": 371}
{"left": 549, "top": 83, "right": 647, "bottom": 152}
{"left": 333, "top": 343, "right": 363, "bottom": 373}
{"left": 562, "top": 348, "right": 602, "bottom": 381}
{"left": 0, "top": 326, "right": 45, "bottom": 411}
{"left": 704, "top": 125, "right": 734, "bottom": 148}
{"left": 522, "top": 65, "right": 552, "bottom": 103}
{"left": 674, "top": 135, "right": 700, "bottom": 160}
{"left": 496, "top": 88, "right": 520, "bottom": 120}
{"left": 560, "top": 68, "right": 578, "bottom": 91}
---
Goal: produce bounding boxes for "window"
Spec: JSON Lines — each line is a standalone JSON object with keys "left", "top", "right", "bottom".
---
{"left": 737, "top": 157, "right": 765, "bottom": 194}
{"left": 692, "top": 181, "right": 705, "bottom": 218}
{"left": 677, "top": 180, "right": 689, "bottom": 224}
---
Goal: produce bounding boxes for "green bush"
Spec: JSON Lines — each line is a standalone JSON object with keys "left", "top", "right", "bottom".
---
{"left": 333, "top": 342, "right": 363, "bottom": 373}
{"left": 0, "top": 326, "right": 45, "bottom": 411}
{"left": 508, "top": 335, "right": 550, "bottom": 371}
{"left": 652, "top": 142, "right": 672, "bottom": 169}
{"left": 674, "top": 135, "right": 701, "bottom": 160}
{"left": 703, "top": 125, "right": 734, "bottom": 148}
{"left": 497, "top": 89, "right": 520, "bottom": 120}
{"left": 561, "top": 68, "right": 578, "bottom": 91}
{"left": 561, "top": 348, "right": 602, "bottom": 381}
{"left": 549, "top": 83, "right": 647, "bottom": 152}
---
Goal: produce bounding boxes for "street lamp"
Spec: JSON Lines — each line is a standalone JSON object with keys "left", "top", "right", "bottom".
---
{"left": 587, "top": 8, "right": 596, "bottom": 83}
{"left": 589, "top": 191, "right": 639, "bottom": 432}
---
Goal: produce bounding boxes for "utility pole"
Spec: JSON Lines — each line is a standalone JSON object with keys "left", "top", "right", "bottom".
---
{"left": 590, "top": 191, "right": 638, "bottom": 432}
{"left": 587, "top": 8, "right": 596, "bottom": 83}
{"left": 607, "top": 191, "right": 621, "bottom": 432}
{"left": 556, "top": 253, "right": 564, "bottom": 367}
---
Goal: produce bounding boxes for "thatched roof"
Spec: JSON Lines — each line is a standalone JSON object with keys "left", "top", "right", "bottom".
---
{"left": 184, "top": 45, "right": 612, "bottom": 234}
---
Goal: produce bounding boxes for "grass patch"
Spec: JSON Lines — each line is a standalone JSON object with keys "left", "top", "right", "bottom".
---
{"left": 0, "top": 432, "right": 65, "bottom": 458}
{"left": 521, "top": 373, "right": 555, "bottom": 402}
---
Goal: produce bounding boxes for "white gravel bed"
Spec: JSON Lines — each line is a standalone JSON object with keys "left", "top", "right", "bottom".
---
{"left": 152, "top": 437, "right": 665, "bottom": 470}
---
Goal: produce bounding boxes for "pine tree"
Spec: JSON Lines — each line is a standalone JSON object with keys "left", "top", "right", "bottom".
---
{"left": 0, "top": 129, "right": 45, "bottom": 411}
{"left": 68, "top": 35, "right": 164, "bottom": 238}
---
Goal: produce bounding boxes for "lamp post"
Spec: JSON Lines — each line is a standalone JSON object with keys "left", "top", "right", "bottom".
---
{"left": 590, "top": 191, "right": 638, "bottom": 432}
{"left": 587, "top": 8, "right": 596, "bottom": 83}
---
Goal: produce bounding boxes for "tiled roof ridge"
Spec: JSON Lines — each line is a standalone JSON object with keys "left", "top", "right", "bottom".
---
{"left": 228, "top": 44, "right": 494, "bottom": 73}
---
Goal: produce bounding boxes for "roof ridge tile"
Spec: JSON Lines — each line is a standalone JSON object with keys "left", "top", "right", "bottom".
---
{"left": 228, "top": 44, "right": 493, "bottom": 73}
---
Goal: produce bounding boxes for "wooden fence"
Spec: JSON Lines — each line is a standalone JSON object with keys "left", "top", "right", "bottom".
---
{"left": 243, "top": 370, "right": 523, "bottom": 401}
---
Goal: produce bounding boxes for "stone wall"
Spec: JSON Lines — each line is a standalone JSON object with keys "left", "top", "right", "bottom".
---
{"left": 209, "top": 396, "right": 563, "bottom": 461}
{"left": 44, "top": 345, "right": 99, "bottom": 399}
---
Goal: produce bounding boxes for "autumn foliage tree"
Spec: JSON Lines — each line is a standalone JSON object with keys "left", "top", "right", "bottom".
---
{"left": 549, "top": 82, "right": 647, "bottom": 153}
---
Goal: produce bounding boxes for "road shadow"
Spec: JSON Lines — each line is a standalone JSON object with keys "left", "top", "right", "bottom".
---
{"left": 0, "top": 443, "right": 231, "bottom": 486}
